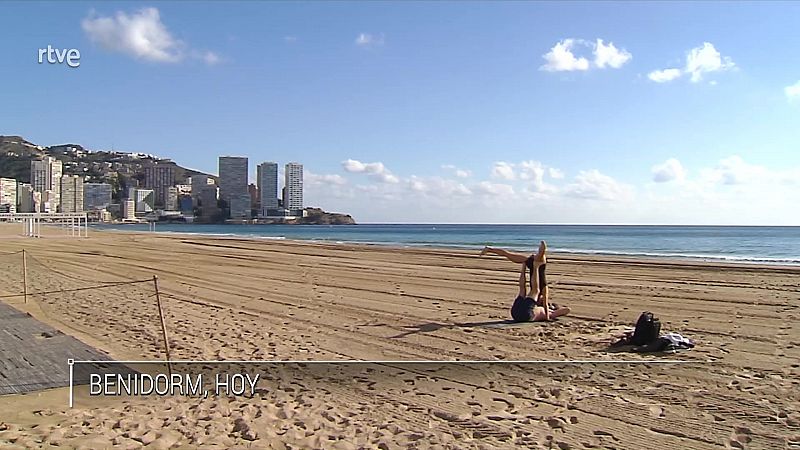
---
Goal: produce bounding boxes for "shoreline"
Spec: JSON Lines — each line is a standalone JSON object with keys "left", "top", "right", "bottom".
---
{"left": 90, "top": 225, "right": 800, "bottom": 270}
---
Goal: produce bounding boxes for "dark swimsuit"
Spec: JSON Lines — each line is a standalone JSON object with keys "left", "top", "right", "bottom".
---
{"left": 511, "top": 261, "right": 549, "bottom": 322}
{"left": 510, "top": 296, "right": 535, "bottom": 322}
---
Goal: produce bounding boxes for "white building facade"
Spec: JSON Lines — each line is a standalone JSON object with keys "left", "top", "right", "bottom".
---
{"left": 0, "top": 178, "right": 17, "bottom": 214}
{"left": 30, "top": 157, "right": 62, "bottom": 212}
{"left": 60, "top": 175, "right": 84, "bottom": 213}
{"left": 284, "top": 162, "right": 304, "bottom": 216}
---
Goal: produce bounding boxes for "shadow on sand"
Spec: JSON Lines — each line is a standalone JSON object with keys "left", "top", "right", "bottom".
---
{"left": 389, "top": 319, "right": 541, "bottom": 338}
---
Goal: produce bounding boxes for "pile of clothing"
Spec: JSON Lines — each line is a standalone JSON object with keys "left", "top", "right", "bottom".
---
{"left": 611, "top": 311, "right": 695, "bottom": 353}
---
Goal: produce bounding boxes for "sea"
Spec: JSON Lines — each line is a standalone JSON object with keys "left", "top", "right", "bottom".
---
{"left": 93, "top": 223, "right": 800, "bottom": 266}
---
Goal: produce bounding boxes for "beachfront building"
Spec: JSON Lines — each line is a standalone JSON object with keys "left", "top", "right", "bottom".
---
{"left": 0, "top": 178, "right": 17, "bottom": 214}
{"left": 248, "top": 183, "right": 259, "bottom": 210}
{"left": 284, "top": 162, "right": 304, "bottom": 217}
{"left": 144, "top": 162, "right": 176, "bottom": 208}
{"left": 84, "top": 183, "right": 113, "bottom": 211}
{"left": 30, "top": 156, "right": 62, "bottom": 212}
{"left": 60, "top": 175, "right": 84, "bottom": 213}
{"left": 17, "top": 183, "right": 40, "bottom": 213}
{"left": 257, "top": 162, "right": 280, "bottom": 217}
{"left": 123, "top": 199, "right": 136, "bottom": 220}
{"left": 228, "top": 193, "right": 251, "bottom": 220}
{"left": 129, "top": 188, "right": 155, "bottom": 214}
{"left": 166, "top": 186, "right": 179, "bottom": 211}
{"left": 191, "top": 175, "right": 219, "bottom": 220}
{"left": 179, "top": 195, "right": 193, "bottom": 214}
{"left": 190, "top": 175, "right": 214, "bottom": 203}
{"left": 219, "top": 156, "right": 250, "bottom": 219}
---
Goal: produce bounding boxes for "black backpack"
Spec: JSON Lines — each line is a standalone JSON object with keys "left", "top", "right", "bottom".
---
{"left": 631, "top": 312, "right": 661, "bottom": 345}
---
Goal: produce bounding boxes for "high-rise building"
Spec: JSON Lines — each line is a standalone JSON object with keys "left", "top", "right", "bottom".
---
{"left": 219, "top": 156, "right": 250, "bottom": 219}
{"left": 218, "top": 157, "right": 248, "bottom": 201}
{"left": 144, "top": 163, "right": 176, "bottom": 207}
{"left": 224, "top": 193, "right": 250, "bottom": 220}
{"left": 31, "top": 157, "right": 62, "bottom": 212}
{"left": 248, "top": 183, "right": 259, "bottom": 209}
{"left": 190, "top": 175, "right": 214, "bottom": 203}
{"left": 60, "top": 175, "right": 84, "bottom": 213}
{"left": 84, "top": 183, "right": 113, "bottom": 211}
{"left": 166, "top": 186, "right": 179, "bottom": 211}
{"left": 123, "top": 199, "right": 136, "bottom": 220}
{"left": 0, "top": 178, "right": 17, "bottom": 214}
{"left": 284, "top": 162, "right": 304, "bottom": 215}
{"left": 18, "top": 183, "right": 40, "bottom": 213}
{"left": 195, "top": 182, "right": 219, "bottom": 220}
{"left": 257, "top": 162, "right": 279, "bottom": 216}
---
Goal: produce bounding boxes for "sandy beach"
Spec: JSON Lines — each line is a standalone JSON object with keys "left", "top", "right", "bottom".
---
{"left": 0, "top": 224, "right": 797, "bottom": 449}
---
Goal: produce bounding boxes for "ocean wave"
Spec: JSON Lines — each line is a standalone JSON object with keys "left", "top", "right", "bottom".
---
{"left": 551, "top": 248, "right": 800, "bottom": 264}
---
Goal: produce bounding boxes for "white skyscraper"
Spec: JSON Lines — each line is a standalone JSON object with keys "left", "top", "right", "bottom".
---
{"left": 60, "top": 175, "right": 84, "bottom": 213}
{"left": 0, "top": 178, "right": 17, "bottom": 213}
{"left": 257, "top": 162, "right": 279, "bottom": 217}
{"left": 31, "top": 157, "right": 62, "bottom": 212}
{"left": 284, "top": 162, "right": 303, "bottom": 215}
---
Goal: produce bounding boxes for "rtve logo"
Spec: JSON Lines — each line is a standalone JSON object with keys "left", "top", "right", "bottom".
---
{"left": 38, "top": 45, "right": 81, "bottom": 68}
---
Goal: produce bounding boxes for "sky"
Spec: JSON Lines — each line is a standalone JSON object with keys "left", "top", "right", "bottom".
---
{"left": 1, "top": 1, "right": 799, "bottom": 224}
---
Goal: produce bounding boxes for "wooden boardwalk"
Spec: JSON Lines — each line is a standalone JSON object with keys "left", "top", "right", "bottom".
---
{"left": 0, "top": 301, "right": 112, "bottom": 395}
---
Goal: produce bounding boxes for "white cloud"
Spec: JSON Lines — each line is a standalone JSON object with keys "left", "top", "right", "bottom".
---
{"left": 703, "top": 155, "right": 768, "bottom": 185}
{"left": 407, "top": 176, "right": 472, "bottom": 197}
{"left": 652, "top": 158, "right": 686, "bottom": 183}
{"left": 475, "top": 181, "right": 515, "bottom": 197}
{"left": 441, "top": 164, "right": 472, "bottom": 178}
{"left": 685, "top": 42, "right": 735, "bottom": 83}
{"left": 305, "top": 170, "right": 347, "bottom": 186}
{"left": 284, "top": 36, "right": 298, "bottom": 43}
{"left": 540, "top": 39, "right": 590, "bottom": 72}
{"left": 82, "top": 8, "right": 219, "bottom": 65}
{"left": 649, "top": 42, "right": 734, "bottom": 83}
{"left": 548, "top": 168, "right": 565, "bottom": 179}
{"left": 195, "top": 50, "right": 220, "bottom": 65}
{"left": 518, "top": 160, "right": 557, "bottom": 193}
{"left": 342, "top": 159, "right": 399, "bottom": 183}
{"left": 593, "top": 39, "right": 632, "bottom": 69}
{"left": 785, "top": 80, "right": 800, "bottom": 102}
{"left": 648, "top": 68, "right": 682, "bottom": 83}
{"left": 490, "top": 162, "right": 517, "bottom": 180}
{"left": 355, "top": 33, "right": 384, "bottom": 47}
{"left": 564, "top": 169, "right": 633, "bottom": 201}
{"left": 541, "top": 38, "right": 631, "bottom": 72}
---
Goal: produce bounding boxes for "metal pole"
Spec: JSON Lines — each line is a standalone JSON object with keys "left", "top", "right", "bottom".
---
{"left": 153, "top": 275, "right": 172, "bottom": 376}
{"left": 22, "top": 249, "right": 28, "bottom": 304}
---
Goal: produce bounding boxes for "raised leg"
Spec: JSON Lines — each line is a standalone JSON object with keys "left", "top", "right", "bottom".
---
{"left": 517, "top": 262, "right": 527, "bottom": 298}
{"left": 481, "top": 246, "right": 529, "bottom": 264}
{"left": 529, "top": 241, "right": 548, "bottom": 299}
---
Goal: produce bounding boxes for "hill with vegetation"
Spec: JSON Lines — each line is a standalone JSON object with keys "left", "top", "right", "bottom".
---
{"left": 0, "top": 135, "right": 215, "bottom": 201}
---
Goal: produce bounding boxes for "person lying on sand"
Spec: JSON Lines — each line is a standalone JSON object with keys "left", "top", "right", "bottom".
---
{"left": 481, "top": 241, "right": 571, "bottom": 322}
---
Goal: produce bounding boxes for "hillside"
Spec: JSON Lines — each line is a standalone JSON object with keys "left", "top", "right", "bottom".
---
{"left": 298, "top": 208, "right": 356, "bottom": 225}
{"left": 0, "top": 135, "right": 215, "bottom": 199}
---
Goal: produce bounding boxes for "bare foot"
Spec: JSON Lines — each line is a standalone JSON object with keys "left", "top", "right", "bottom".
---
{"left": 535, "top": 241, "right": 547, "bottom": 265}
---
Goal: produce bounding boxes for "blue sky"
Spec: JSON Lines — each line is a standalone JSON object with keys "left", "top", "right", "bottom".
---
{"left": 2, "top": 1, "right": 799, "bottom": 224}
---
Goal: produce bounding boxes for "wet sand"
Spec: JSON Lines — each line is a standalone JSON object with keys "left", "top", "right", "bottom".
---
{"left": 0, "top": 224, "right": 797, "bottom": 449}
